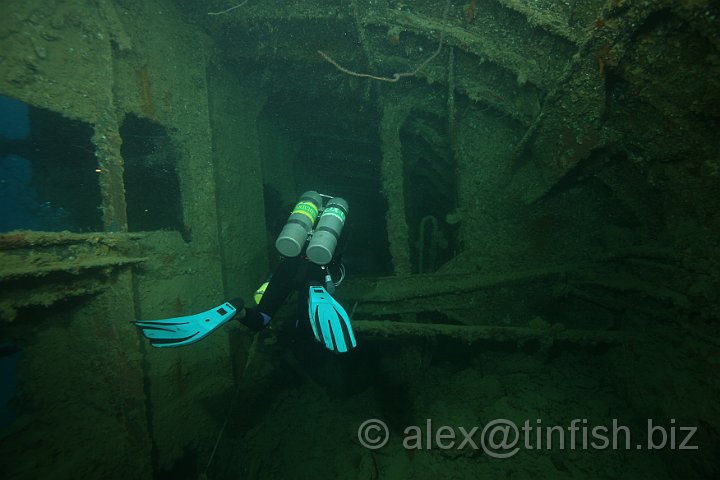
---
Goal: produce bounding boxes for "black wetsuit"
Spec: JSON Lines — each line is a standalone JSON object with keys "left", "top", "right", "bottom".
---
{"left": 238, "top": 228, "right": 348, "bottom": 332}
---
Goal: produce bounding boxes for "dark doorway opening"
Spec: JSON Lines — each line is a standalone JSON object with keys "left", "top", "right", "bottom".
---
{"left": 401, "top": 113, "right": 459, "bottom": 274}
{"left": 259, "top": 93, "right": 393, "bottom": 275}
{"left": 120, "top": 114, "right": 184, "bottom": 234}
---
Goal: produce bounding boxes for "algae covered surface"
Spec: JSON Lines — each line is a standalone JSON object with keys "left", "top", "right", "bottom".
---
{"left": 1, "top": 0, "right": 719, "bottom": 479}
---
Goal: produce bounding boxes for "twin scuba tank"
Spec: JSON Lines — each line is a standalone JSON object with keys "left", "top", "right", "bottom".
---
{"left": 275, "top": 191, "right": 348, "bottom": 265}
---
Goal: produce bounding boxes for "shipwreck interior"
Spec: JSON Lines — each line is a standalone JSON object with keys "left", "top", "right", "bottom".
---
{"left": 1, "top": 0, "right": 719, "bottom": 479}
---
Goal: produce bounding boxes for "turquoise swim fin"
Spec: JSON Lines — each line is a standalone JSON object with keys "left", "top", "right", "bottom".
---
{"left": 307, "top": 286, "right": 357, "bottom": 353}
{"left": 133, "top": 300, "right": 241, "bottom": 348}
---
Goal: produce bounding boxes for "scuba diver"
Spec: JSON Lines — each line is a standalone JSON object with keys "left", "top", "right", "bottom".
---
{"left": 133, "top": 191, "right": 357, "bottom": 353}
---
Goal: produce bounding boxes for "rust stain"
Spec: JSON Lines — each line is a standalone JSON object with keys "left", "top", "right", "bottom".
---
{"left": 465, "top": 0, "right": 477, "bottom": 24}
{"left": 137, "top": 65, "right": 155, "bottom": 119}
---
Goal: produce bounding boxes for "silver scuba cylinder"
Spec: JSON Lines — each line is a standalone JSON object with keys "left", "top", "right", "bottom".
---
{"left": 275, "top": 191, "right": 322, "bottom": 257}
{"left": 306, "top": 197, "right": 349, "bottom": 265}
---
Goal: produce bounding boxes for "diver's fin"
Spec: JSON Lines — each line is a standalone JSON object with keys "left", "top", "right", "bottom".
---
{"left": 134, "top": 299, "right": 242, "bottom": 348}
{"left": 307, "top": 286, "right": 356, "bottom": 353}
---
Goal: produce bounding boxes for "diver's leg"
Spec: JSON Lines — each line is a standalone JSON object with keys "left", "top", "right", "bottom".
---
{"left": 293, "top": 261, "right": 325, "bottom": 335}
{"left": 239, "top": 257, "right": 302, "bottom": 331}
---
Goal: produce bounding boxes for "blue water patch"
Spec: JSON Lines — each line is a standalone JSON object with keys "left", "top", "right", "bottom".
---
{"left": 0, "top": 95, "right": 29, "bottom": 140}
{"left": 0, "top": 154, "right": 73, "bottom": 232}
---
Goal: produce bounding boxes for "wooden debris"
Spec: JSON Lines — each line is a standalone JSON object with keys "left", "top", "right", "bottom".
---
{"left": 569, "top": 275, "right": 691, "bottom": 310}
{"left": 353, "top": 320, "right": 632, "bottom": 347}
{"left": 0, "top": 231, "right": 147, "bottom": 321}
{"left": 0, "top": 256, "right": 147, "bottom": 281}
{"left": 0, "top": 279, "right": 107, "bottom": 322}
{"left": 344, "top": 262, "right": 595, "bottom": 303}
{"left": 0, "top": 230, "right": 145, "bottom": 250}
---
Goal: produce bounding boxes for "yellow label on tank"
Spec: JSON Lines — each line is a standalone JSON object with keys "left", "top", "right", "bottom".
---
{"left": 292, "top": 201, "right": 319, "bottom": 222}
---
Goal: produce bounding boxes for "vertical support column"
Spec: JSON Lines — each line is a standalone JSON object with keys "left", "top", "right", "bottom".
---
{"left": 90, "top": 7, "right": 151, "bottom": 473}
{"left": 208, "top": 70, "right": 269, "bottom": 298}
{"left": 380, "top": 102, "right": 412, "bottom": 275}
{"left": 94, "top": 114, "right": 128, "bottom": 232}
{"left": 96, "top": 0, "right": 130, "bottom": 235}
{"left": 88, "top": 10, "right": 152, "bottom": 474}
